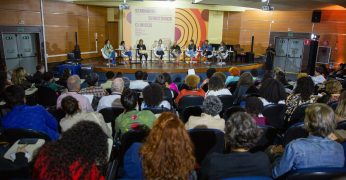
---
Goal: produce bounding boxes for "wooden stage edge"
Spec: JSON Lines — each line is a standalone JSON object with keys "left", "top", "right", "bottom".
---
{"left": 90, "top": 61, "right": 264, "bottom": 74}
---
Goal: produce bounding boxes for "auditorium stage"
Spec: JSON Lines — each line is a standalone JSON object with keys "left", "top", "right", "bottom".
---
{"left": 82, "top": 59, "right": 264, "bottom": 74}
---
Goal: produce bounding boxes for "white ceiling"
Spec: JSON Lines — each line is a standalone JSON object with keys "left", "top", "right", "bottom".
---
{"left": 194, "top": 0, "right": 346, "bottom": 10}
{"left": 59, "top": 0, "right": 346, "bottom": 10}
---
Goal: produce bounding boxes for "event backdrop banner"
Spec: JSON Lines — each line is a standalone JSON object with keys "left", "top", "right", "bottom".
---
{"left": 131, "top": 7, "right": 175, "bottom": 49}
{"left": 175, "top": 8, "right": 209, "bottom": 48}
{"left": 123, "top": 8, "right": 208, "bottom": 50}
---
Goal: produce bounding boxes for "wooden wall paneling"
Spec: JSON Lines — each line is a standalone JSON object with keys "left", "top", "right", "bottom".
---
{"left": 321, "top": 10, "right": 346, "bottom": 22}
{"left": 44, "top": 13, "right": 78, "bottom": 27}
{"left": 272, "top": 11, "right": 312, "bottom": 22}
{"left": 106, "top": 22, "right": 119, "bottom": 49}
{"left": 0, "top": 0, "right": 40, "bottom": 11}
{"left": 271, "top": 22, "right": 312, "bottom": 32}
{"left": 314, "top": 22, "right": 346, "bottom": 34}
{"left": 43, "top": 0, "right": 86, "bottom": 16}
{"left": 0, "top": 10, "right": 41, "bottom": 26}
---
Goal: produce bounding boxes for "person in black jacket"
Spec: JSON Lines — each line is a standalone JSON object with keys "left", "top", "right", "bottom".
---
{"left": 32, "top": 64, "right": 45, "bottom": 85}
{"left": 199, "top": 112, "right": 271, "bottom": 179}
{"left": 137, "top": 39, "right": 148, "bottom": 62}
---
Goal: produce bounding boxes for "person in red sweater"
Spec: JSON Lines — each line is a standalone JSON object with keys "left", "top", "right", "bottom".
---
{"left": 175, "top": 74, "right": 205, "bottom": 104}
{"left": 32, "top": 121, "right": 109, "bottom": 180}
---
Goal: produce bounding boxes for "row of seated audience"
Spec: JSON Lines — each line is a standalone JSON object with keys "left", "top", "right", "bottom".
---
{"left": 0, "top": 63, "right": 346, "bottom": 179}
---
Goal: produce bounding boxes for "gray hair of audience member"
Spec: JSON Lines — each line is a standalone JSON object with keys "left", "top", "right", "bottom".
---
{"left": 202, "top": 95, "right": 223, "bottom": 116}
{"left": 86, "top": 72, "right": 99, "bottom": 86}
{"left": 122, "top": 77, "right": 130, "bottom": 89}
{"left": 111, "top": 78, "right": 125, "bottom": 93}
{"left": 67, "top": 75, "right": 81, "bottom": 91}
{"left": 225, "top": 112, "right": 262, "bottom": 150}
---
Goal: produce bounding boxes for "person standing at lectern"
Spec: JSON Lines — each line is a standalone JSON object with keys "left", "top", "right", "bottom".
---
{"left": 265, "top": 44, "right": 275, "bottom": 72}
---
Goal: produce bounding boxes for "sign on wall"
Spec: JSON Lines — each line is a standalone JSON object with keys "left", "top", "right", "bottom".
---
{"left": 131, "top": 7, "right": 175, "bottom": 48}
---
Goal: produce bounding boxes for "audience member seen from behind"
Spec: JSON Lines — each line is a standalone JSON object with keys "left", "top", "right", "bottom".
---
{"left": 233, "top": 72, "right": 256, "bottom": 104}
{"left": 60, "top": 96, "right": 112, "bottom": 137}
{"left": 57, "top": 75, "right": 93, "bottom": 112}
{"left": 97, "top": 78, "right": 124, "bottom": 111}
{"left": 245, "top": 96, "right": 267, "bottom": 126}
{"left": 130, "top": 70, "right": 149, "bottom": 90}
{"left": 175, "top": 74, "right": 205, "bottom": 104}
{"left": 115, "top": 89, "right": 156, "bottom": 135}
{"left": 335, "top": 90, "right": 346, "bottom": 124}
{"left": 141, "top": 83, "right": 171, "bottom": 110}
{"left": 43, "top": 72, "right": 64, "bottom": 92}
{"left": 154, "top": 74, "right": 174, "bottom": 102}
{"left": 101, "top": 71, "right": 115, "bottom": 90}
{"left": 259, "top": 78, "right": 286, "bottom": 106}
{"left": 285, "top": 76, "right": 318, "bottom": 119}
{"left": 201, "top": 68, "right": 216, "bottom": 92}
{"left": 123, "top": 112, "right": 195, "bottom": 179}
{"left": 185, "top": 95, "right": 224, "bottom": 132}
{"left": 0, "top": 71, "right": 12, "bottom": 100}
{"left": 56, "top": 69, "right": 71, "bottom": 88}
{"left": 320, "top": 79, "right": 342, "bottom": 104}
{"left": 272, "top": 103, "right": 345, "bottom": 178}
{"left": 79, "top": 72, "right": 108, "bottom": 98}
{"left": 162, "top": 72, "right": 179, "bottom": 95}
{"left": 225, "top": 67, "right": 241, "bottom": 86}
{"left": 12, "top": 67, "right": 32, "bottom": 90}
{"left": 200, "top": 112, "right": 271, "bottom": 179}
{"left": 33, "top": 121, "right": 109, "bottom": 180}
{"left": 311, "top": 66, "right": 327, "bottom": 85}
{"left": 32, "top": 64, "right": 45, "bottom": 85}
{"left": 2, "top": 85, "right": 59, "bottom": 140}
{"left": 213, "top": 72, "right": 227, "bottom": 83}
{"left": 206, "top": 76, "right": 232, "bottom": 96}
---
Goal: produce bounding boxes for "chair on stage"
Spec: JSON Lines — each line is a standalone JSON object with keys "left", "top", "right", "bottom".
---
{"left": 101, "top": 47, "right": 117, "bottom": 66}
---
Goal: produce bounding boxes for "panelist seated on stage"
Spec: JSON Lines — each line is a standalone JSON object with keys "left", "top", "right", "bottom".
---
{"left": 154, "top": 39, "right": 166, "bottom": 60}
{"left": 170, "top": 41, "right": 181, "bottom": 62}
{"left": 201, "top": 40, "right": 213, "bottom": 58}
{"left": 185, "top": 39, "right": 197, "bottom": 58}
{"left": 216, "top": 41, "right": 229, "bottom": 61}
{"left": 102, "top": 39, "right": 117, "bottom": 63}
{"left": 136, "top": 39, "right": 148, "bottom": 62}
{"left": 119, "top": 40, "right": 132, "bottom": 60}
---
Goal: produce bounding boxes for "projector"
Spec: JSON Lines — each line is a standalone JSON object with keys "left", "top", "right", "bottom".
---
{"left": 262, "top": 5, "right": 274, "bottom": 11}
{"left": 119, "top": 2, "right": 130, "bottom": 10}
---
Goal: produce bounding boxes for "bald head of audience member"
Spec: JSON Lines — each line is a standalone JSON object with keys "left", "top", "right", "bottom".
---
{"left": 111, "top": 78, "right": 125, "bottom": 94}
{"left": 67, "top": 75, "right": 81, "bottom": 92}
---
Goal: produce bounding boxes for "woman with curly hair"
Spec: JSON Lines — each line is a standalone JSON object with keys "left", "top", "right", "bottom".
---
{"left": 123, "top": 112, "right": 196, "bottom": 179}
{"left": 285, "top": 76, "right": 318, "bottom": 119}
{"left": 175, "top": 74, "right": 205, "bottom": 104}
{"left": 33, "top": 121, "right": 109, "bottom": 179}
{"left": 186, "top": 95, "right": 224, "bottom": 132}
{"left": 200, "top": 112, "right": 270, "bottom": 179}
{"left": 259, "top": 78, "right": 286, "bottom": 106}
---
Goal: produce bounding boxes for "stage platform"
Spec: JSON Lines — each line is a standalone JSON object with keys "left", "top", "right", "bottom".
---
{"left": 83, "top": 59, "right": 263, "bottom": 74}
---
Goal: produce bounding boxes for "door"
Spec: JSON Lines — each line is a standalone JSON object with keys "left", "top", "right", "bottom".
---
{"left": 2, "top": 33, "right": 38, "bottom": 74}
{"left": 273, "top": 37, "right": 304, "bottom": 74}
{"left": 3, "top": 34, "right": 20, "bottom": 71}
